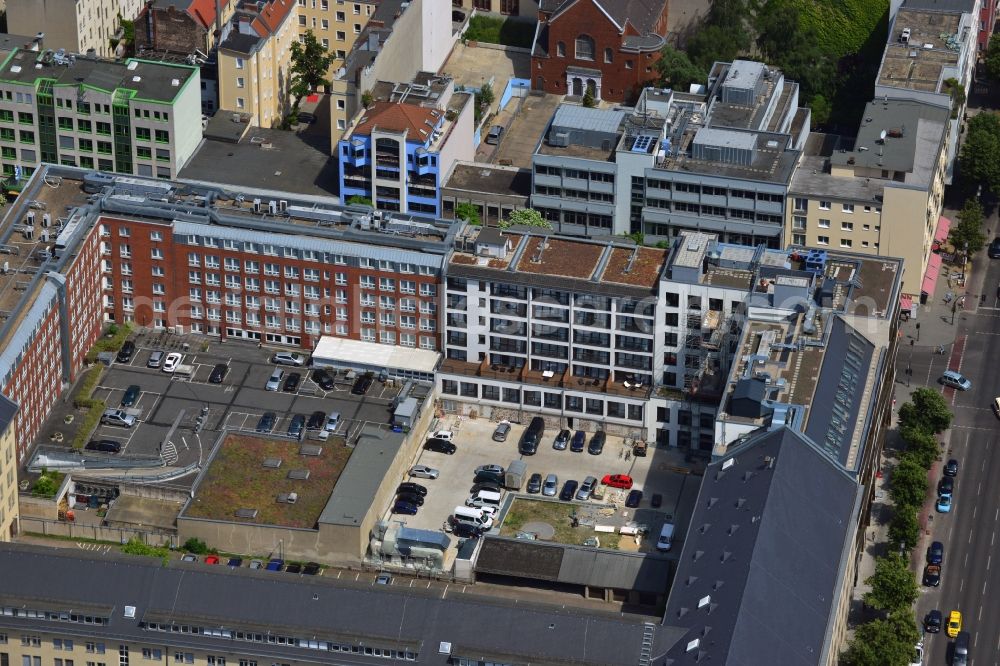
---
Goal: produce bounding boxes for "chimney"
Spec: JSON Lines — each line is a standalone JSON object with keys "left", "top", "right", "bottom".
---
{"left": 32, "top": 33, "right": 44, "bottom": 51}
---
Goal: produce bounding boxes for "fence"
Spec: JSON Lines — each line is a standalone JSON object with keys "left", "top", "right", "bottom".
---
{"left": 21, "top": 516, "right": 178, "bottom": 548}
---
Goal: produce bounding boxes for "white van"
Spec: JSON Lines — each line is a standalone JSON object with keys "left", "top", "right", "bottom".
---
{"left": 656, "top": 522, "right": 675, "bottom": 552}
{"left": 465, "top": 489, "right": 502, "bottom": 511}
{"left": 428, "top": 429, "right": 454, "bottom": 441}
{"left": 453, "top": 506, "right": 494, "bottom": 530}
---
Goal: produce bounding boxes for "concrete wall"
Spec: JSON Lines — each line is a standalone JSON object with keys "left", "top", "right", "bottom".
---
{"left": 20, "top": 516, "right": 178, "bottom": 547}
{"left": 435, "top": 95, "right": 476, "bottom": 193}
{"left": 168, "top": 65, "right": 204, "bottom": 172}
{"left": 7, "top": 0, "right": 81, "bottom": 54}
{"left": 421, "top": 0, "right": 457, "bottom": 75}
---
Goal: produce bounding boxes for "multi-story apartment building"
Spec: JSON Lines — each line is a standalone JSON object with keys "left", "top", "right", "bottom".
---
{"left": 217, "top": 0, "right": 298, "bottom": 127}
{"left": 0, "top": 47, "right": 201, "bottom": 181}
{"left": 338, "top": 75, "right": 475, "bottom": 217}
{"left": 784, "top": 99, "right": 950, "bottom": 306}
{"left": 7, "top": 0, "right": 144, "bottom": 58}
{"left": 295, "top": 0, "right": 375, "bottom": 79}
{"left": 0, "top": 395, "right": 17, "bottom": 541}
{"left": 531, "top": 60, "right": 809, "bottom": 242}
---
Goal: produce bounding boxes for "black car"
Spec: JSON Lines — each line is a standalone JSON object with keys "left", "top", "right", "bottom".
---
{"left": 303, "top": 562, "right": 321, "bottom": 575}
{"left": 526, "top": 473, "right": 543, "bottom": 494}
{"left": 85, "top": 439, "right": 122, "bottom": 453}
{"left": 922, "top": 564, "right": 941, "bottom": 587}
{"left": 989, "top": 236, "right": 1000, "bottom": 259}
{"left": 312, "top": 369, "right": 335, "bottom": 390}
{"left": 570, "top": 430, "right": 586, "bottom": 452}
{"left": 424, "top": 438, "right": 457, "bottom": 454}
{"left": 625, "top": 489, "right": 643, "bottom": 508}
{"left": 209, "top": 363, "right": 228, "bottom": 384}
{"left": 938, "top": 476, "right": 954, "bottom": 497}
{"left": 116, "top": 340, "right": 136, "bottom": 363}
{"left": 351, "top": 373, "right": 374, "bottom": 395}
{"left": 392, "top": 500, "right": 418, "bottom": 515}
{"left": 923, "top": 609, "right": 942, "bottom": 633}
{"left": 285, "top": 563, "right": 302, "bottom": 574}
{"left": 587, "top": 431, "right": 606, "bottom": 455}
{"left": 470, "top": 481, "right": 503, "bottom": 495}
{"left": 944, "top": 458, "right": 959, "bottom": 477}
{"left": 287, "top": 413, "right": 306, "bottom": 439}
{"left": 559, "top": 479, "right": 579, "bottom": 501}
{"left": 396, "top": 492, "right": 425, "bottom": 506}
{"left": 650, "top": 493, "right": 663, "bottom": 508}
{"left": 120, "top": 384, "right": 141, "bottom": 407}
{"left": 307, "top": 410, "right": 326, "bottom": 430}
{"left": 926, "top": 540, "right": 944, "bottom": 565}
{"left": 256, "top": 411, "right": 276, "bottom": 433}
{"left": 397, "top": 482, "right": 427, "bottom": 496}
{"left": 452, "top": 522, "right": 483, "bottom": 539}
{"left": 296, "top": 112, "right": 317, "bottom": 125}
{"left": 283, "top": 372, "right": 302, "bottom": 393}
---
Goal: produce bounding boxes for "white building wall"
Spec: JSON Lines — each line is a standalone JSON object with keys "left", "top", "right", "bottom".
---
{"left": 166, "top": 67, "right": 204, "bottom": 173}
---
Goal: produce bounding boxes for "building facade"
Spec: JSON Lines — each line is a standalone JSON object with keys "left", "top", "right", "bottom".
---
{"left": 0, "top": 395, "right": 18, "bottom": 541}
{"left": 134, "top": 0, "right": 235, "bottom": 58}
{"left": 0, "top": 49, "right": 201, "bottom": 181}
{"left": 7, "top": 0, "right": 144, "bottom": 58}
{"left": 531, "top": 0, "right": 668, "bottom": 102}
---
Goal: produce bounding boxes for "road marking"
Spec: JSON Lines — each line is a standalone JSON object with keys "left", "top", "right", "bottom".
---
{"left": 978, "top": 481, "right": 983, "bottom": 497}
{"left": 181, "top": 436, "right": 189, "bottom": 450}
{"left": 951, "top": 425, "right": 996, "bottom": 432}
{"left": 988, "top": 555, "right": 992, "bottom": 571}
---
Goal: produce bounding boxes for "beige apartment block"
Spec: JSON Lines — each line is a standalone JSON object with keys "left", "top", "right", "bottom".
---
{"left": 7, "top": 0, "right": 145, "bottom": 58}
{"left": 785, "top": 98, "right": 950, "bottom": 303}
{"left": 295, "top": 0, "right": 375, "bottom": 74}
{"left": 0, "top": 396, "right": 17, "bottom": 541}
{"left": 217, "top": 0, "right": 298, "bottom": 127}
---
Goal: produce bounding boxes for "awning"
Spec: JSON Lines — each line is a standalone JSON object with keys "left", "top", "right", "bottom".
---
{"left": 900, "top": 294, "right": 913, "bottom": 311}
{"left": 934, "top": 216, "right": 951, "bottom": 243}
{"left": 921, "top": 252, "right": 943, "bottom": 296}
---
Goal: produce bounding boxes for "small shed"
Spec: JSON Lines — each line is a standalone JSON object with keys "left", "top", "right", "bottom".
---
{"left": 729, "top": 377, "right": 771, "bottom": 419}
{"left": 393, "top": 397, "right": 419, "bottom": 428}
{"left": 475, "top": 227, "right": 509, "bottom": 258}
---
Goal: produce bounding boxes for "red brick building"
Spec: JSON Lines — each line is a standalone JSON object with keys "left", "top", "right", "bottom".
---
{"left": 531, "top": 0, "right": 669, "bottom": 103}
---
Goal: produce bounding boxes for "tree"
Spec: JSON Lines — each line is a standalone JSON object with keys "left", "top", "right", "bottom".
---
{"left": 478, "top": 82, "right": 495, "bottom": 109}
{"left": 864, "top": 553, "right": 919, "bottom": 612}
{"left": 454, "top": 202, "right": 481, "bottom": 226}
{"left": 183, "top": 538, "right": 209, "bottom": 554}
{"left": 888, "top": 507, "right": 921, "bottom": 552}
{"left": 289, "top": 31, "right": 336, "bottom": 110}
{"left": 899, "top": 426, "right": 939, "bottom": 470}
{"left": 361, "top": 90, "right": 374, "bottom": 109}
{"left": 889, "top": 456, "right": 928, "bottom": 508}
{"left": 503, "top": 208, "right": 552, "bottom": 229}
{"left": 842, "top": 611, "right": 921, "bottom": 666}
{"left": 943, "top": 77, "right": 966, "bottom": 119}
{"left": 346, "top": 196, "right": 374, "bottom": 207}
{"left": 986, "top": 34, "right": 1000, "bottom": 82}
{"left": 581, "top": 87, "right": 596, "bottom": 108}
{"left": 950, "top": 197, "right": 987, "bottom": 255}
{"left": 898, "top": 387, "right": 953, "bottom": 434}
{"left": 959, "top": 112, "right": 1000, "bottom": 193}
{"left": 655, "top": 45, "right": 705, "bottom": 90}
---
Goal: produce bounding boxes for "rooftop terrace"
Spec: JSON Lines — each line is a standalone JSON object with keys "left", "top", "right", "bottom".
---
{"left": 878, "top": 9, "right": 965, "bottom": 93}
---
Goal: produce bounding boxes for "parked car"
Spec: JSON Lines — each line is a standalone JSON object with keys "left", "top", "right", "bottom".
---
{"left": 375, "top": 573, "right": 392, "bottom": 585}
{"left": 910, "top": 643, "right": 923, "bottom": 666}
{"left": 475, "top": 464, "right": 505, "bottom": 477}
{"left": 325, "top": 410, "right": 341, "bottom": 432}
{"left": 265, "top": 558, "right": 284, "bottom": 572}
{"left": 938, "top": 477, "right": 954, "bottom": 498}
{"left": 936, "top": 494, "right": 952, "bottom": 513}
{"left": 227, "top": 557, "right": 243, "bottom": 567}
{"left": 989, "top": 236, "right": 1000, "bottom": 259}
{"left": 204, "top": 555, "right": 220, "bottom": 565}
{"left": 576, "top": 476, "right": 597, "bottom": 501}
{"left": 542, "top": 473, "right": 558, "bottom": 497}
{"left": 303, "top": 562, "right": 321, "bottom": 575}
{"left": 922, "top": 564, "right": 941, "bottom": 587}
{"left": 285, "top": 563, "right": 302, "bottom": 574}
{"left": 120, "top": 384, "right": 141, "bottom": 407}
{"left": 282, "top": 372, "right": 302, "bottom": 393}
{"left": 312, "top": 369, "right": 335, "bottom": 390}
{"left": 927, "top": 541, "right": 944, "bottom": 564}
{"left": 587, "top": 431, "right": 606, "bottom": 455}
{"left": 255, "top": 411, "right": 276, "bottom": 433}
{"left": 470, "top": 481, "right": 503, "bottom": 495}
{"left": 296, "top": 112, "right": 317, "bottom": 125}
{"left": 553, "top": 429, "right": 570, "bottom": 450}
{"left": 570, "top": 430, "right": 586, "bottom": 452}
{"left": 209, "top": 363, "right": 228, "bottom": 384}
{"left": 940, "top": 370, "right": 972, "bottom": 390}
{"left": 492, "top": 422, "right": 511, "bottom": 442}
{"left": 307, "top": 410, "right": 326, "bottom": 430}
{"left": 526, "top": 473, "right": 543, "bottom": 494}
{"left": 393, "top": 500, "right": 419, "bottom": 515}
{"left": 101, "top": 408, "right": 136, "bottom": 428}
{"left": 452, "top": 522, "right": 483, "bottom": 539}
{"left": 116, "top": 340, "right": 136, "bottom": 363}
{"left": 485, "top": 124, "right": 504, "bottom": 145}
{"left": 429, "top": 430, "right": 454, "bottom": 441}
{"left": 265, "top": 368, "right": 284, "bottom": 391}
{"left": 162, "top": 352, "right": 183, "bottom": 373}
{"left": 424, "top": 438, "right": 457, "bottom": 454}
{"left": 409, "top": 465, "right": 439, "bottom": 479}
{"left": 287, "top": 413, "right": 306, "bottom": 439}
{"left": 625, "top": 489, "right": 643, "bottom": 508}
{"left": 472, "top": 471, "right": 504, "bottom": 486}
{"left": 351, "top": 373, "right": 374, "bottom": 395}
{"left": 602, "top": 474, "right": 634, "bottom": 489}
{"left": 947, "top": 610, "right": 962, "bottom": 637}
{"left": 923, "top": 609, "right": 942, "bottom": 633}
{"left": 650, "top": 493, "right": 663, "bottom": 508}
{"left": 181, "top": 554, "right": 198, "bottom": 563}
{"left": 944, "top": 458, "right": 959, "bottom": 477}
{"left": 397, "top": 482, "right": 428, "bottom": 496}
{"left": 396, "top": 492, "right": 425, "bottom": 506}
{"left": 147, "top": 350, "right": 164, "bottom": 368}
{"left": 273, "top": 352, "right": 306, "bottom": 366}
{"left": 85, "top": 439, "right": 122, "bottom": 453}
{"left": 249, "top": 559, "right": 264, "bottom": 570}
{"left": 559, "top": 479, "right": 579, "bottom": 501}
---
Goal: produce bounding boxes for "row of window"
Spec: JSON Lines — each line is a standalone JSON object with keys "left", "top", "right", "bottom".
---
{"left": 441, "top": 379, "right": 645, "bottom": 420}
{"left": 793, "top": 235, "right": 874, "bottom": 249}
{"left": 792, "top": 217, "right": 878, "bottom": 232}
{"left": 534, "top": 165, "right": 614, "bottom": 182}
{"left": 793, "top": 198, "right": 881, "bottom": 214}
{"left": 644, "top": 180, "right": 783, "bottom": 202}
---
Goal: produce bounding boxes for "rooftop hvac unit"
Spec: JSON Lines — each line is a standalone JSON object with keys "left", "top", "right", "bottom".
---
{"left": 279, "top": 200, "right": 287, "bottom": 212}
{"left": 23, "top": 227, "right": 32, "bottom": 240}
{"left": 25, "top": 211, "right": 34, "bottom": 226}
{"left": 253, "top": 198, "right": 262, "bottom": 212}
{"left": 41, "top": 213, "right": 51, "bottom": 227}
{"left": 40, "top": 231, "right": 48, "bottom": 242}
{"left": 268, "top": 200, "right": 277, "bottom": 215}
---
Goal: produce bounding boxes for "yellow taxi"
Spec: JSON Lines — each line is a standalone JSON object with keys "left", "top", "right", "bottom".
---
{"left": 947, "top": 610, "right": 963, "bottom": 638}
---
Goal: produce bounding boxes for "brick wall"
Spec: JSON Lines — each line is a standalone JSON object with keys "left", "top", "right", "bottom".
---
{"left": 134, "top": 5, "right": 210, "bottom": 56}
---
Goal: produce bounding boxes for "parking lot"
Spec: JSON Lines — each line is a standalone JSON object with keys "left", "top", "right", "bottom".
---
{"left": 81, "top": 333, "right": 403, "bottom": 474}
{"left": 384, "top": 416, "right": 701, "bottom": 551}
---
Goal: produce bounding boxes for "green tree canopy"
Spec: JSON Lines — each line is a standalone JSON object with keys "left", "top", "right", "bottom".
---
{"left": 959, "top": 112, "right": 1000, "bottom": 193}
{"left": 346, "top": 196, "right": 374, "bottom": 207}
{"left": 864, "top": 553, "right": 919, "bottom": 612}
{"left": 503, "top": 208, "right": 552, "bottom": 229}
{"left": 289, "top": 31, "right": 336, "bottom": 107}
{"left": 889, "top": 456, "right": 929, "bottom": 509}
{"left": 655, "top": 45, "right": 705, "bottom": 90}
{"left": 898, "top": 387, "right": 953, "bottom": 434}
{"left": 842, "top": 611, "right": 921, "bottom": 666}
{"left": 888, "top": 507, "right": 921, "bottom": 552}
{"left": 950, "top": 197, "right": 987, "bottom": 255}
{"left": 454, "top": 202, "right": 481, "bottom": 226}
{"left": 986, "top": 34, "right": 1000, "bottom": 82}
{"left": 899, "top": 426, "right": 939, "bottom": 470}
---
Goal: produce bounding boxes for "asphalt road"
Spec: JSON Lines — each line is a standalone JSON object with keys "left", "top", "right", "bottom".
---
{"left": 914, "top": 256, "right": 1000, "bottom": 666}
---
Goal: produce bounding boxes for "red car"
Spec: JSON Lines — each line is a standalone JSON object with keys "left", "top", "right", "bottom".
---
{"left": 602, "top": 474, "right": 633, "bottom": 489}
{"left": 204, "top": 555, "right": 220, "bottom": 565}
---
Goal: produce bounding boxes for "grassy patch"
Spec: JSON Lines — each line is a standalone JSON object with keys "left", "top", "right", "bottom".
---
{"left": 71, "top": 400, "right": 106, "bottom": 450}
{"left": 500, "top": 498, "right": 621, "bottom": 549}
{"left": 30, "top": 470, "right": 65, "bottom": 498}
{"left": 84, "top": 322, "right": 133, "bottom": 363}
{"left": 464, "top": 15, "right": 534, "bottom": 49}
{"left": 122, "top": 537, "right": 171, "bottom": 565}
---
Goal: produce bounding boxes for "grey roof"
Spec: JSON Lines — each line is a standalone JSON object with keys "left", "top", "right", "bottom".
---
{"left": 0, "top": 393, "right": 17, "bottom": 432}
{"left": 0, "top": 542, "right": 669, "bottom": 665}
{"left": 788, "top": 133, "right": 887, "bottom": 201}
{"left": 0, "top": 50, "right": 198, "bottom": 103}
{"left": 319, "top": 426, "right": 406, "bottom": 526}
{"left": 548, "top": 0, "right": 667, "bottom": 33}
{"left": 551, "top": 104, "right": 627, "bottom": 135}
{"left": 804, "top": 317, "right": 876, "bottom": 470}
{"left": 898, "top": 0, "right": 975, "bottom": 11}
{"left": 729, "top": 377, "right": 769, "bottom": 418}
{"left": 661, "top": 427, "right": 862, "bottom": 665}
{"left": 219, "top": 31, "right": 262, "bottom": 56}
{"left": 475, "top": 226, "right": 506, "bottom": 246}
{"left": 694, "top": 127, "right": 758, "bottom": 151}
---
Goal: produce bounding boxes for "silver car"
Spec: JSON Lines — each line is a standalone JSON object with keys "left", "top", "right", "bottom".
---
{"left": 101, "top": 408, "right": 136, "bottom": 428}
{"left": 147, "top": 350, "right": 164, "bottom": 368}
{"left": 265, "top": 368, "right": 284, "bottom": 391}
{"left": 542, "top": 473, "right": 558, "bottom": 497}
{"left": 576, "top": 476, "right": 597, "bottom": 501}
{"left": 273, "top": 352, "right": 306, "bottom": 366}
{"left": 409, "top": 465, "right": 440, "bottom": 479}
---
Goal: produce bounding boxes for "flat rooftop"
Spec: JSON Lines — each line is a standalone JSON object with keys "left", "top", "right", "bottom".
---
{"left": 599, "top": 246, "right": 669, "bottom": 287}
{"left": 789, "top": 133, "right": 887, "bottom": 201}
{"left": 878, "top": 9, "right": 964, "bottom": 93}
{"left": 0, "top": 50, "right": 197, "bottom": 103}
{"left": 536, "top": 140, "right": 617, "bottom": 161}
{"left": 183, "top": 432, "right": 352, "bottom": 529}
{"left": 443, "top": 163, "right": 532, "bottom": 198}
{"left": 658, "top": 127, "right": 798, "bottom": 185}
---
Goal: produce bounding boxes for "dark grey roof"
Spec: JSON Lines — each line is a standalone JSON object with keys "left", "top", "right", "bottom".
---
{"left": 549, "top": 0, "right": 667, "bottom": 33}
{"left": 0, "top": 543, "right": 670, "bottom": 665}
{"left": 475, "top": 226, "right": 505, "bottom": 246}
{"left": 0, "top": 393, "right": 17, "bottom": 431}
{"left": 219, "top": 31, "right": 262, "bottom": 56}
{"left": 319, "top": 426, "right": 406, "bottom": 526}
{"left": 661, "top": 427, "right": 861, "bottom": 665}
{"left": 729, "top": 377, "right": 769, "bottom": 418}
{"left": 830, "top": 99, "right": 949, "bottom": 176}
{"left": 899, "top": 0, "right": 975, "bottom": 11}
{"left": 804, "top": 317, "right": 876, "bottom": 470}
